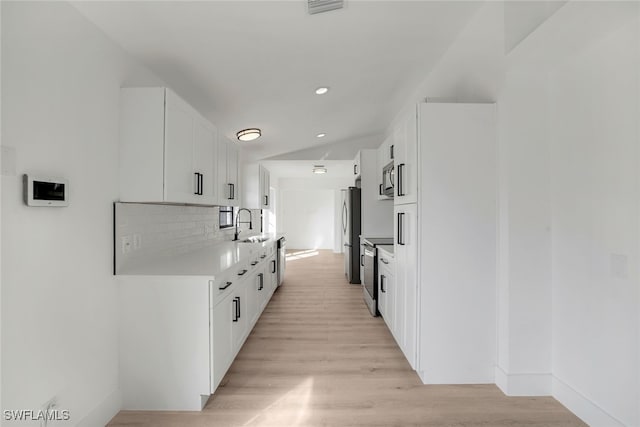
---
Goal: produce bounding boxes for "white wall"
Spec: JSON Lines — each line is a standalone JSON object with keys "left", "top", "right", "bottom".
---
{"left": 549, "top": 17, "right": 639, "bottom": 427}
{"left": 1, "top": 2, "right": 163, "bottom": 425}
{"left": 281, "top": 189, "right": 335, "bottom": 250}
{"left": 388, "top": 2, "right": 639, "bottom": 425}
{"left": 495, "top": 69, "right": 553, "bottom": 395}
{"left": 277, "top": 177, "right": 352, "bottom": 252}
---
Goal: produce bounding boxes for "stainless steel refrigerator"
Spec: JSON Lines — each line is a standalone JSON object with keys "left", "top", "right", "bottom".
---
{"left": 341, "top": 187, "right": 361, "bottom": 284}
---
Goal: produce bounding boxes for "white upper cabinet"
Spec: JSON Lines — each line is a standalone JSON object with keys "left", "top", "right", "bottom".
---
{"left": 242, "top": 163, "right": 271, "bottom": 210}
{"left": 217, "top": 137, "right": 240, "bottom": 206}
{"left": 120, "top": 87, "right": 217, "bottom": 205}
{"left": 377, "top": 136, "right": 394, "bottom": 200}
{"left": 393, "top": 107, "right": 418, "bottom": 205}
{"left": 353, "top": 151, "right": 361, "bottom": 180}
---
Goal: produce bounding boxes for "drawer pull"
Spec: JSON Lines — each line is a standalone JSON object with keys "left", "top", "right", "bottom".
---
{"left": 219, "top": 281, "right": 232, "bottom": 290}
{"left": 237, "top": 269, "right": 247, "bottom": 276}
{"left": 260, "top": 255, "right": 266, "bottom": 259}
{"left": 251, "top": 261, "right": 258, "bottom": 266}
{"left": 381, "top": 258, "right": 389, "bottom": 265}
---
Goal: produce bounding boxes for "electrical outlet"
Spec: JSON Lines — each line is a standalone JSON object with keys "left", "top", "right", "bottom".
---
{"left": 122, "top": 235, "right": 132, "bottom": 254}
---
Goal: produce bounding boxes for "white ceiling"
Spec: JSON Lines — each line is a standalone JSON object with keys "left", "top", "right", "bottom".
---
{"left": 263, "top": 160, "right": 354, "bottom": 179}
{"left": 72, "top": 1, "right": 481, "bottom": 161}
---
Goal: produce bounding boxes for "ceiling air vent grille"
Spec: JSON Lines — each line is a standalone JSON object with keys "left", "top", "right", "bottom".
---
{"left": 308, "top": 0, "right": 344, "bottom": 15}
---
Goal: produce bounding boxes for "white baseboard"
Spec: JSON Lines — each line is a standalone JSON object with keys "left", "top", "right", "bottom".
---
{"left": 77, "top": 389, "right": 122, "bottom": 427}
{"left": 494, "top": 366, "right": 551, "bottom": 396}
{"left": 552, "top": 376, "right": 625, "bottom": 427}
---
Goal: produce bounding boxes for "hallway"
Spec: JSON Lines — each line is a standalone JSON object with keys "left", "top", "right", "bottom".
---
{"left": 109, "top": 250, "right": 585, "bottom": 426}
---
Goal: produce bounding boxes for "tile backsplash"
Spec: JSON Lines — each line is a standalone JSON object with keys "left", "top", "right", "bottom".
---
{"left": 114, "top": 203, "right": 261, "bottom": 273}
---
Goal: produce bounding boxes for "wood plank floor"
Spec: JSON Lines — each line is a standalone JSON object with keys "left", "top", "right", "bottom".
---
{"left": 108, "top": 249, "right": 586, "bottom": 427}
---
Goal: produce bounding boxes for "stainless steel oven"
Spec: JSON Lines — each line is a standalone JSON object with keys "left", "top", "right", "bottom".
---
{"left": 362, "top": 242, "right": 377, "bottom": 316}
{"left": 382, "top": 161, "right": 394, "bottom": 198}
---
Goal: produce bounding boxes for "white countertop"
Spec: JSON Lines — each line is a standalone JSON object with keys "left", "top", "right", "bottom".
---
{"left": 118, "top": 234, "right": 280, "bottom": 278}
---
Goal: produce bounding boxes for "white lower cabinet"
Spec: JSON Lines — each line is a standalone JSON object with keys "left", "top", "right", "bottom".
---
{"left": 211, "top": 291, "right": 234, "bottom": 390}
{"left": 394, "top": 203, "right": 418, "bottom": 369}
{"left": 377, "top": 258, "right": 395, "bottom": 335}
{"left": 120, "top": 241, "right": 279, "bottom": 411}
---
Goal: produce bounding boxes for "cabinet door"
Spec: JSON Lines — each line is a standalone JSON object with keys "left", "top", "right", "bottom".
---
{"left": 211, "top": 293, "right": 234, "bottom": 390}
{"left": 217, "top": 139, "right": 230, "bottom": 205}
{"left": 269, "top": 256, "right": 278, "bottom": 294}
{"left": 226, "top": 143, "right": 240, "bottom": 206}
{"left": 394, "top": 108, "right": 418, "bottom": 205}
{"left": 262, "top": 167, "right": 271, "bottom": 209}
{"left": 353, "top": 151, "right": 361, "bottom": 179}
{"left": 394, "top": 203, "right": 418, "bottom": 369}
{"left": 251, "top": 267, "right": 268, "bottom": 327}
{"left": 164, "top": 91, "right": 197, "bottom": 204}
{"left": 193, "top": 117, "right": 217, "bottom": 204}
{"left": 378, "top": 265, "right": 387, "bottom": 318}
{"left": 385, "top": 271, "right": 397, "bottom": 340}
{"left": 231, "top": 283, "right": 248, "bottom": 353}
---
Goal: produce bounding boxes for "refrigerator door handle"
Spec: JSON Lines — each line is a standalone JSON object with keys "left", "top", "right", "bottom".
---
{"left": 342, "top": 201, "right": 347, "bottom": 234}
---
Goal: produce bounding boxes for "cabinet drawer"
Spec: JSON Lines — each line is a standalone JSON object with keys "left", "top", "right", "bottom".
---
{"left": 378, "top": 253, "right": 395, "bottom": 270}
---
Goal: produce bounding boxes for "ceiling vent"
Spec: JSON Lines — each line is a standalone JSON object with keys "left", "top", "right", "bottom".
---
{"left": 308, "top": 0, "right": 344, "bottom": 15}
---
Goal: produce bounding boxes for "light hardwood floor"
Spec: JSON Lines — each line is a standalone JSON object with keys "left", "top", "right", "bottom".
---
{"left": 108, "top": 249, "right": 586, "bottom": 427}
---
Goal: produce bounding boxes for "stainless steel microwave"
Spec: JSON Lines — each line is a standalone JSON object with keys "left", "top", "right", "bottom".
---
{"left": 381, "top": 161, "right": 394, "bottom": 197}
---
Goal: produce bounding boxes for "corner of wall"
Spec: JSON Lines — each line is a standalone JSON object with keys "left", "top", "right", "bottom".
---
{"left": 552, "top": 376, "right": 626, "bottom": 427}
{"left": 76, "top": 389, "right": 122, "bottom": 427}
{"left": 494, "top": 365, "right": 551, "bottom": 397}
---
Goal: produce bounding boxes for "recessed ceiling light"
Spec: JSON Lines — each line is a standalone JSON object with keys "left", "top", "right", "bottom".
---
{"left": 315, "top": 87, "right": 329, "bottom": 95}
{"left": 313, "top": 165, "right": 327, "bottom": 174}
{"left": 316, "top": 133, "right": 326, "bottom": 138}
{"left": 236, "top": 128, "right": 261, "bottom": 142}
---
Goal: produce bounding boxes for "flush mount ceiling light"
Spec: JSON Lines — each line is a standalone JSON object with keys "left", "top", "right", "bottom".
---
{"left": 316, "top": 133, "right": 326, "bottom": 138}
{"left": 315, "top": 87, "right": 329, "bottom": 95}
{"left": 313, "top": 165, "right": 327, "bottom": 174}
{"left": 236, "top": 128, "right": 261, "bottom": 142}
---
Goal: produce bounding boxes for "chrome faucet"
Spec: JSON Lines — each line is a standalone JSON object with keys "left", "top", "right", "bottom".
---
{"left": 234, "top": 208, "right": 253, "bottom": 241}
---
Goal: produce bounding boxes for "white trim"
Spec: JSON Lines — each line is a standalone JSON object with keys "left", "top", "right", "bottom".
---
{"left": 552, "top": 376, "right": 626, "bottom": 427}
{"left": 77, "top": 390, "right": 122, "bottom": 427}
{"left": 494, "top": 366, "right": 551, "bottom": 396}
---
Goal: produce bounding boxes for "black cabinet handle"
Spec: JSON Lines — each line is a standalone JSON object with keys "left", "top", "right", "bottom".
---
{"left": 199, "top": 173, "right": 204, "bottom": 195}
{"left": 232, "top": 297, "right": 239, "bottom": 322}
{"left": 194, "top": 173, "right": 200, "bottom": 195}
{"left": 228, "top": 183, "right": 235, "bottom": 200}
{"left": 397, "top": 163, "right": 405, "bottom": 196}
{"left": 361, "top": 254, "right": 364, "bottom": 267}
{"left": 353, "top": 164, "right": 357, "bottom": 175}
{"left": 379, "top": 184, "right": 383, "bottom": 195}
{"left": 390, "top": 145, "right": 394, "bottom": 160}
{"left": 251, "top": 261, "right": 258, "bottom": 266}
{"left": 264, "top": 195, "right": 268, "bottom": 206}
{"left": 258, "top": 273, "right": 264, "bottom": 290}
{"left": 260, "top": 254, "right": 266, "bottom": 259}
{"left": 219, "top": 281, "right": 232, "bottom": 290}
{"left": 380, "top": 258, "right": 389, "bottom": 265}
{"left": 271, "top": 260, "right": 276, "bottom": 273}
{"left": 237, "top": 269, "right": 247, "bottom": 276}
{"left": 397, "top": 212, "right": 405, "bottom": 246}
{"left": 381, "top": 275, "right": 386, "bottom": 293}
